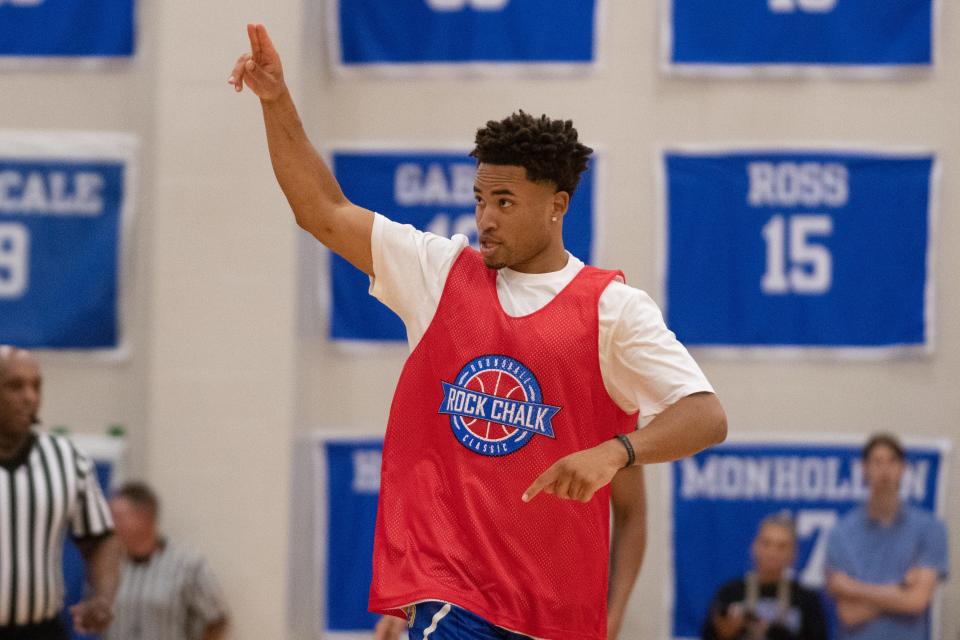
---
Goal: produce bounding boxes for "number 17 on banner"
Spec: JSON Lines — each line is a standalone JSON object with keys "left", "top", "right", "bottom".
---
{"left": 663, "top": 150, "right": 934, "bottom": 351}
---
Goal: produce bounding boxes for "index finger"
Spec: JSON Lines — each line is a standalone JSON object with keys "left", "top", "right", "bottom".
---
{"left": 522, "top": 467, "right": 557, "bottom": 502}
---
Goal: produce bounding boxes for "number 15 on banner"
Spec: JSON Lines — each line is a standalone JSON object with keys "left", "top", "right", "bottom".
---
{"left": 0, "top": 223, "right": 28, "bottom": 299}
{"left": 761, "top": 214, "right": 833, "bottom": 295}
{"left": 664, "top": 150, "right": 933, "bottom": 349}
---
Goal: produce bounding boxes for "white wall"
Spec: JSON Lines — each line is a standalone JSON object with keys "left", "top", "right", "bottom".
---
{"left": 2, "top": 0, "right": 957, "bottom": 638}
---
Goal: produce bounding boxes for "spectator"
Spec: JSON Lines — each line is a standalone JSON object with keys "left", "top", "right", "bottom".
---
{"left": 106, "top": 481, "right": 228, "bottom": 640}
{"left": 703, "top": 513, "right": 827, "bottom": 640}
{"left": 826, "top": 432, "right": 949, "bottom": 640}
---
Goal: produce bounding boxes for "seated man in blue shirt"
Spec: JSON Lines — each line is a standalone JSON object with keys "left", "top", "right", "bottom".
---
{"left": 825, "top": 433, "right": 949, "bottom": 640}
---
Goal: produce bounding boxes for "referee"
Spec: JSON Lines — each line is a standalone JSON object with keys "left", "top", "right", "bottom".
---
{"left": 0, "top": 346, "right": 120, "bottom": 640}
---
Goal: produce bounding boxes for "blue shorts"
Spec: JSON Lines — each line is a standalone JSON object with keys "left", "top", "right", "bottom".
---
{"left": 406, "top": 601, "right": 534, "bottom": 640}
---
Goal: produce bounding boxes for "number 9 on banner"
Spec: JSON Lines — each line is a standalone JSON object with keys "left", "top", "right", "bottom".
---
{"left": 0, "top": 223, "right": 29, "bottom": 299}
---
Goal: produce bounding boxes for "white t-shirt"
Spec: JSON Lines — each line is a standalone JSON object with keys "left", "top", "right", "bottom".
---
{"left": 369, "top": 214, "right": 714, "bottom": 418}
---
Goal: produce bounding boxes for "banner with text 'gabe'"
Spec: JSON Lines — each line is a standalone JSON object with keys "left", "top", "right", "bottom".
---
{"left": 0, "top": 0, "right": 134, "bottom": 58}
{"left": 0, "top": 132, "right": 136, "bottom": 351}
{"left": 328, "top": 149, "right": 595, "bottom": 341}
{"left": 331, "top": 0, "right": 597, "bottom": 73}
{"left": 663, "top": 148, "right": 934, "bottom": 356}
{"left": 664, "top": 0, "right": 933, "bottom": 76}
{"left": 669, "top": 437, "right": 949, "bottom": 640}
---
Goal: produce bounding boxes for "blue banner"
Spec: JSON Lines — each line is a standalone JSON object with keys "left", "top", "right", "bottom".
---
{"left": 670, "top": 438, "right": 948, "bottom": 639}
{"left": 322, "top": 438, "right": 383, "bottom": 632}
{"left": 664, "top": 150, "right": 933, "bottom": 352}
{"left": 330, "top": 150, "right": 595, "bottom": 341}
{"left": 667, "top": 0, "right": 932, "bottom": 71}
{"left": 0, "top": 0, "right": 134, "bottom": 57}
{"left": 333, "top": 0, "right": 596, "bottom": 68}
{"left": 0, "top": 133, "right": 135, "bottom": 350}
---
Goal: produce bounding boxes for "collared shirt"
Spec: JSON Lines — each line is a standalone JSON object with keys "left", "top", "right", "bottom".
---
{"left": 106, "top": 540, "right": 226, "bottom": 640}
{"left": 825, "top": 504, "right": 949, "bottom": 640}
{"left": 0, "top": 432, "right": 113, "bottom": 627}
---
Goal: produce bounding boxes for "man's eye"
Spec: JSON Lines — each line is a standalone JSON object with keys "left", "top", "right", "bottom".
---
{"left": 499, "top": 199, "right": 512, "bottom": 207}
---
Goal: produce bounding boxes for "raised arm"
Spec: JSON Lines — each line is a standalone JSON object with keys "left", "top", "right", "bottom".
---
{"left": 607, "top": 465, "right": 647, "bottom": 640}
{"left": 229, "top": 23, "right": 374, "bottom": 275}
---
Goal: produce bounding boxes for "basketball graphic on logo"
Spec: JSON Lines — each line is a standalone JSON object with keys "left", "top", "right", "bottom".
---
{"left": 439, "top": 355, "right": 560, "bottom": 457}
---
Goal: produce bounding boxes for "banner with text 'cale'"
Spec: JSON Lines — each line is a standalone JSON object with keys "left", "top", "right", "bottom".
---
{"left": 328, "top": 149, "right": 595, "bottom": 341}
{"left": 670, "top": 437, "right": 949, "bottom": 640}
{"left": 0, "top": 0, "right": 134, "bottom": 58}
{"left": 0, "top": 132, "right": 137, "bottom": 352}
{"left": 664, "top": 0, "right": 933, "bottom": 76}
{"left": 330, "top": 0, "right": 597, "bottom": 74}
{"left": 663, "top": 148, "right": 934, "bottom": 356}
{"left": 314, "top": 437, "right": 384, "bottom": 636}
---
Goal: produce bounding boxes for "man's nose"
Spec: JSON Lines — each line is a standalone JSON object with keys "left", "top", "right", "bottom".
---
{"left": 477, "top": 208, "right": 497, "bottom": 232}
{"left": 23, "top": 386, "right": 39, "bottom": 406}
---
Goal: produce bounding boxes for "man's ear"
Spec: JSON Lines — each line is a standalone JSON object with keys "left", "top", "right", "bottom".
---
{"left": 552, "top": 191, "right": 570, "bottom": 219}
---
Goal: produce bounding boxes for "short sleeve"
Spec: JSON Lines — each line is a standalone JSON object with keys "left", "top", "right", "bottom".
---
{"left": 186, "top": 556, "right": 228, "bottom": 624}
{"left": 916, "top": 516, "right": 949, "bottom": 580}
{"left": 69, "top": 450, "right": 113, "bottom": 540}
{"left": 599, "top": 283, "right": 714, "bottom": 416}
{"left": 824, "top": 523, "right": 852, "bottom": 575}
{"left": 368, "top": 213, "right": 469, "bottom": 349}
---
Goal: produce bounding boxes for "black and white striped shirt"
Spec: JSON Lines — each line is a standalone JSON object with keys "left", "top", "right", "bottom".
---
{"left": 0, "top": 431, "right": 113, "bottom": 627}
{"left": 106, "top": 541, "right": 227, "bottom": 640}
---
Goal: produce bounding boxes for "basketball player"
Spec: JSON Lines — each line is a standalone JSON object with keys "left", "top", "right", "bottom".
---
{"left": 229, "top": 24, "right": 726, "bottom": 640}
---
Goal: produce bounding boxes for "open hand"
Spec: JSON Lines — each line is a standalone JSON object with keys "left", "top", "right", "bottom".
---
{"left": 522, "top": 439, "right": 626, "bottom": 503}
{"left": 228, "top": 23, "right": 286, "bottom": 101}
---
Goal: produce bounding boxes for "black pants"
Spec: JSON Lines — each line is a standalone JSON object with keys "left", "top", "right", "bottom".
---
{"left": 0, "top": 618, "right": 68, "bottom": 640}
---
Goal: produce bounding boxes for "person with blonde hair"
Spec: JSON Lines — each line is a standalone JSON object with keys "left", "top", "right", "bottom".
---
{"left": 703, "top": 514, "right": 827, "bottom": 640}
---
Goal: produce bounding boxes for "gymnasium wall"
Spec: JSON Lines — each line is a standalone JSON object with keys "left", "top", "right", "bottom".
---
{"left": 2, "top": 1, "right": 957, "bottom": 639}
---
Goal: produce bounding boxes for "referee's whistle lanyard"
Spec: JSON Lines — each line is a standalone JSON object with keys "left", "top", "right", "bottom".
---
{"left": 743, "top": 571, "right": 790, "bottom": 639}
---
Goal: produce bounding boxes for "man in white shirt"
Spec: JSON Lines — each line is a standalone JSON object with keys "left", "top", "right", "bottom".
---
{"left": 229, "top": 24, "right": 726, "bottom": 640}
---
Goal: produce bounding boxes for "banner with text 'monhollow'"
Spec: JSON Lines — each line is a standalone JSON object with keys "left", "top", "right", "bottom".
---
{"left": 0, "top": 132, "right": 136, "bottom": 352}
{"left": 328, "top": 149, "right": 595, "bottom": 342}
{"left": 669, "top": 437, "right": 949, "bottom": 640}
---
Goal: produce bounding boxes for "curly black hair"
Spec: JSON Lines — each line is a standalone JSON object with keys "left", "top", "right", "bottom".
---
{"left": 469, "top": 111, "right": 593, "bottom": 197}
